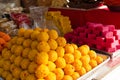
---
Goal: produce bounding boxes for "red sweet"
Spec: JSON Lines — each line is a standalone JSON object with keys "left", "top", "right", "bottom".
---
{"left": 116, "top": 45, "right": 120, "bottom": 49}
{"left": 105, "top": 25, "right": 115, "bottom": 32}
{"left": 115, "top": 35, "right": 120, "bottom": 40}
{"left": 88, "top": 34, "right": 96, "bottom": 39}
{"left": 102, "top": 31, "right": 113, "bottom": 38}
{"left": 106, "top": 48, "right": 116, "bottom": 53}
{"left": 113, "top": 29, "right": 120, "bottom": 35}
{"left": 106, "top": 36, "right": 115, "bottom": 43}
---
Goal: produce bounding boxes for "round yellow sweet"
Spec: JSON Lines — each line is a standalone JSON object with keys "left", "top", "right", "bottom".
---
{"left": 23, "top": 39, "right": 32, "bottom": 48}
{"left": 1, "top": 48, "right": 7, "bottom": 55}
{"left": 37, "top": 31, "right": 49, "bottom": 42}
{"left": 62, "top": 75, "right": 73, "bottom": 80}
{"left": 28, "top": 62, "right": 38, "bottom": 74}
{"left": 31, "top": 40, "right": 39, "bottom": 49}
{"left": 45, "top": 72, "right": 56, "bottom": 80}
{"left": 88, "top": 50, "right": 97, "bottom": 59}
{"left": 53, "top": 68, "right": 64, "bottom": 80}
{"left": 16, "top": 37, "right": 24, "bottom": 45}
{"left": 2, "top": 50, "right": 11, "bottom": 60}
{"left": 1, "top": 70, "right": 10, "bottom": 79}
{"left": 12, "top": 67, "right": 22, "bottom": 78}
{"left": 31, "top": 30, "right": 40, "bottom": 40}
{"left": 82, "top": 45, "right": 90, "bottom": 51}
{"left": 20, "top": 58, "right": 30, "bottom": 70}
{"left": 56, "top": 37, "right": 66, "bottom": 47}
{"left": 35, "top": 64, "right": 50, "bottom": 79}
{"left": 0, "top": 58, "right": 4, "bottom": 68}
{"left": 20, "top": 70, "right": 29, "bottom": 80}
{"left": 28, "top": 49, "right": 39, "bottom": 61}
{"left": 0, "top": 68, "right": 4, "bottom": 76}
{"left": 80, "top": 55, "right": 90, "bottom": 65}
{"left": 10, "top": 36, "right": 17, "bottom": 44}
{"left": 55, "top": 57, "right": 66, "bottom": 68}
{"left": 36, "top": 52, "right": 49, "bottom": 65}
{"left": 83, "top": 63, "right": 92, "bottom": 72}
{"left": 37, "top": 41, "right": 50, "bottom": 52}
{"left": 11, "top": 44, "right": 17, "bottom": 53}
{"left": 48, "top": 29, "right": 58, "bottom": 40}
{"left": 3, "top": 60, "right": 11, "bottom": 71}
{"left": 14, "top": 56, "right": 23, "bottom": 67}
{"left": 63, "top": 64, "right": 75, "bottom": 75}
{"left": 64, "top": 43, "right": 74, "bottom": 53}
{"left": 78, "top": 45, "right": 90, "bottom": 56}
{"left": 77, "top": 67, "right": 86, "bottom": 76}
{"left": 10, "top": 63, "right": 16, "bottom": 72}
{"left": 6, "top": 42, "right": 12, "bottom": 49}
{"left": 73, "top": 49, "right": 81, "bottom": 60}
{"left": 95, "top": 56, "right": 104, "bottom": 64}
{"left": 34, "top": 27, "right": 42, "bottom": 31}
{"left": 24, "top": 29, "right": 33, "bottom": 39}
{"left": 48, "top": 39, "right": 58, "bottom": 50}
{"left": 56, "top": 47, "right": 65, "bottom": 57}
{"left": 63, "top": 53, "right": 74, "bottom": 64}
{"left": 14, "top": 45, "right": 24, "bottom": 56}
{"left": 18, "top": 28, "right": 26, "bottom": 37}
{"left": 71, "top": 72, "right": 80, "bottom": 80}
{"left": 48, "top": 50, "right": 58, "bottom": 62}
{"left": 10, "top": 55, "right": 16, "bottom": 63}
{"left": 26, "top": 74, "right": 36, "bottom": 80}
{"left": 22, "top": 48, "right": 30, "bottom": 58}
{"left": 6, "top": 73, "right": 13, "bottom": 80}
{"left": 71, "top": 43, "right": 78, "bottom": 50}
{"left": 72, "top": 59, "right": 82, "bottom": 71}
{"left": 47, "top": 61, "right": 56, "bottom": 71}
{"left": 89, "top": 59, "right": 98, "bottom": 68}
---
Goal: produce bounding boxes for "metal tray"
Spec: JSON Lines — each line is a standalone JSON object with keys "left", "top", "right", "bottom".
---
{"left": 77, "top": 48, "right": 110, "bottom": 80}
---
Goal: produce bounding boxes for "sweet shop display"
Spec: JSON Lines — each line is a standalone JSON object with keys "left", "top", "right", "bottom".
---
{"left": 0, "top": 0, "right": 120, "bottom": 80}
{"left": 0, "top": 27, "right": 106, "bottom": 80}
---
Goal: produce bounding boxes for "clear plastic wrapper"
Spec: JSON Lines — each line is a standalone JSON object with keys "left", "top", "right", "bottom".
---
{"left": 29, "top": 6, "right": 48, "bottom": 28}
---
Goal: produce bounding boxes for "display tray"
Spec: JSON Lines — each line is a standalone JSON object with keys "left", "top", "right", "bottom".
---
{"left": 77, "top": 48, "right": 110, "bottom": 80}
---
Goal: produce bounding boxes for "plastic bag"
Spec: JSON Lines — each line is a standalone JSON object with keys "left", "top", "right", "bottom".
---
{"left": 29, "top": 6, "right": 48, "bottom": 29}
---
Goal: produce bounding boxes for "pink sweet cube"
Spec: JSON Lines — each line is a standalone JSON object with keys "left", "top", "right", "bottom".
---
{"left": 96, "top": 37, "right": 105, "bottom": 42}
{"left": 115, "top": 35, "right": 120, "bottom": 40}
{"left": 106, "top": 36, "right": 115, "bottom": 43}
{"left": 95, "top": 25, "right": 109, "bottom": 32}
{"left": 106, "top": 48, "right": 116, "bottom": 53}
{"left": 105, "top": 42, "right": 116, "bottom": 48}
{"left": 116, "top": 45, "right": 120, "bottom": 49}
{"left": 102, "top": 31, "right": 113, "bottom": 38}
{"left": 113, "top": 29, "right": 120, "bottom": 35}
{"left": 105, "top": 25, "right": 115, "bottom": 32}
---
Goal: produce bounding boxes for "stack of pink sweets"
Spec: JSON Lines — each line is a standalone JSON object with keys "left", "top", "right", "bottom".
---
{"left": 64, "top": 22, "right": 120, "bottom": 54}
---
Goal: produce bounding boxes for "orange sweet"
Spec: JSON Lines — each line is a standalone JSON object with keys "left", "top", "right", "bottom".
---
{"left": 89, "top": 59, "right": 98, "bottom": 68}
{"left": 53, "top": 68, "right": 64, "bottom": 80}
{"left": 96, "top": 56, "right": 104, "bottom": 64}
{"left": 55, "top": 57, "right": 66, "bottom": 68}
{"left": 71, "top": 72, "right": 80, "bottom": 80}
{"left": 63, "top": 64, "right": 75, "bottom": 75}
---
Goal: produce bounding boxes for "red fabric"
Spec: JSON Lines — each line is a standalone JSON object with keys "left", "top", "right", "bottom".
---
{"left": 49, "top": 7, "right": 120, "bottom": 29}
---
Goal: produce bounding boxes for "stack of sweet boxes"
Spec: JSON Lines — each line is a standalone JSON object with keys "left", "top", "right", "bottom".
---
{"left": 74, "top": 22, "right": 120, "bottom": 54}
